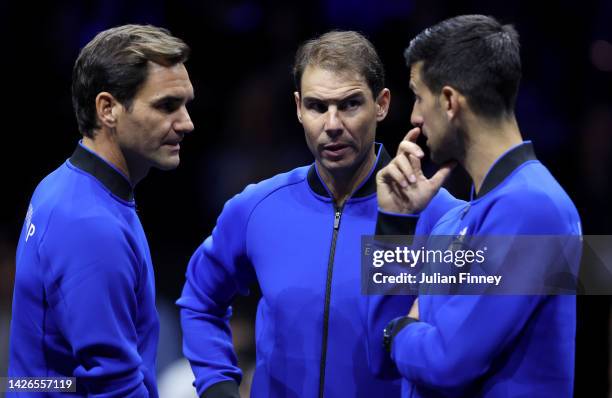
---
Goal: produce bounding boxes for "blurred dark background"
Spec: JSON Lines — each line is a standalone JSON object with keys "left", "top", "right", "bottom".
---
{"left": 0, "top": 1, "right": 610, "bottom": 397}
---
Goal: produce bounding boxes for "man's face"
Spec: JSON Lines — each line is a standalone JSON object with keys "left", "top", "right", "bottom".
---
{"left": 409, "top": 62, "right": 458, "bottom": 164}
{"left": 295, "top": 65, "right": 387, "bottom": 176}
{"left": 114, "top": 62, "right": 194, "bottom": 172}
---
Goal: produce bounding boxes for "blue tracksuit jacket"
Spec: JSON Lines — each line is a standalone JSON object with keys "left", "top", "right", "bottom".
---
{"left": 9, "top": 143, "right": 159, "bottom": 397}
{"left": 371, "top": 142, "right": 582, "bottom": 397}
{"left": 177, "top": 144, "right": 464, "bottom": 397}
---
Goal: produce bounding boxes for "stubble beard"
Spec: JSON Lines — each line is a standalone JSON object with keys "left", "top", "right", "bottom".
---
{"left": 429, "top": 128, "right": 463, "bottom": 165}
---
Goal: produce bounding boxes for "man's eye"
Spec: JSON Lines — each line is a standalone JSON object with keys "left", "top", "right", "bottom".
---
{"left": 346, "top": 99, "right": 361, "bottom": 109}
{"left": 156, "top": 101, "right": 180, "bottom": 113}
{"left": 338, "top": 99, "right": 362, "bottom": 111}
{"left": 307, "top": 102, "right": 327, "bottom": 113}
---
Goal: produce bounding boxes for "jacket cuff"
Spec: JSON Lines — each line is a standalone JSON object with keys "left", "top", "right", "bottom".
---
{"left": 393, "top": 317, "right": 419, "bottom": 339}
{"left": 375, "top": 209, "right": 419, "bottom": 235}
{"left": 390, "top": 316, "right": 419, "bottom": 354}
{"left": 201, "top": 380, "right": 240, "bottom": 398}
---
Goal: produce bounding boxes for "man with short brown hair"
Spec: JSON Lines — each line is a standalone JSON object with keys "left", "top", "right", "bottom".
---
{"left": 178, "top": 30, "right": 460, "bottom": 398}
{"left": 9, "top": 24, "right": 194, "bottom": 397}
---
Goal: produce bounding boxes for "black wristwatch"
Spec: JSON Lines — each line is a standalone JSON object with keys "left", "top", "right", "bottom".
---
{"left": 383, "top": 316, "right": 418, "bottom": 353}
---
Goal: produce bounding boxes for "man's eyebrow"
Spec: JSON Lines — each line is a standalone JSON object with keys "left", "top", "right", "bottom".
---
{"left": 303, "top": 91, "right": 365, "bottom": 103}
{"left": 338, "top": 92, "right": 366, "bottom": 102}
{"left": 151, "top": 95, "right": 193, "bottom": 105}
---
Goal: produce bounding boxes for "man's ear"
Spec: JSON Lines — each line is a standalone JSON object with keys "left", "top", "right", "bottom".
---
{"left": 294, "top": 91, "right": 303, "bottom": 124}
{"left": 95, "top": 92, "right": 120, "bottom": 129}
{"left": 375, "top": 88, "right": 391, "bottom": 122}
{"left": 441, "top": 86, "right": 461, "bottom": 120}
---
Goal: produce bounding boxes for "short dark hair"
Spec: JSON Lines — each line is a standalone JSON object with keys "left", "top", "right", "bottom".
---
{"left": 293, "top": 30, "right": 385, "bottom": 98}
{"left": 405, "top": 15, "right": 521, "bottom": 119}
{"left": 72, "top": 24, "right": 190, "bottom": 137}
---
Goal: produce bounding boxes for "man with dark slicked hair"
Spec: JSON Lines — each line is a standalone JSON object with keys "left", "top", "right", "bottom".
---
{"left": 372, "top": 15, "right": 581, "bottom": 397}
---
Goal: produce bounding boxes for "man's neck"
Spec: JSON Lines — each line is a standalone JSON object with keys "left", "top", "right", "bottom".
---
{"left": 317, "top": 147, "right": 376, "bottom": 207}
{"left": 461, "top": 115, "right": 522, "bottom": 195}
{"left": 82, "top": 132, "right": 145, "bottom": 186}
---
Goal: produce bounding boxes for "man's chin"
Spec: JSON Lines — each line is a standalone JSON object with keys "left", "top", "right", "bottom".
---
{"left": 318, "top": 156, "right": 355, "bottom": 173}
{"left": 153, "top": 156, "right": 181, "bottom": 171}
{"left": 430, "top": 150, "right": 452, "bottom": 166}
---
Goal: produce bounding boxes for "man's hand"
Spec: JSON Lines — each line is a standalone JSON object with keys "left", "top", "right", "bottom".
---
{"left": 408, "top": 298, "right": 419, "bottom": 320}
{"left": 376, "top": 128, "right": 455, "bottom": 214}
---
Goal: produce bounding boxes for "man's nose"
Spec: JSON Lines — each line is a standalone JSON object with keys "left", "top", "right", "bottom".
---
{"left": 174, "top": 107, "right": 195, "bottom": 134}
{"left": 410, "top": 106, "right": 423, "bottom": 128}
{"left": 324, "top": 107, "right": 342, "bottom": 136}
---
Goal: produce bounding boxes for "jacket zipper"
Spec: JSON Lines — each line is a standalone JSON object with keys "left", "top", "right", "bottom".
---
{"left": 318, "top": 205, "right": 343, "bottom": 398}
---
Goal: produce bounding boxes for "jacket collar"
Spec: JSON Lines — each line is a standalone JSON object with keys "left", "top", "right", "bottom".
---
{"left": 307, "top": 143, "right": 391, "bottom": 200}
{"left": 473, "top": 141, "right": 537, "bottom": 199}
{"left": 69, "top": 141, "right": 135, "bottom": 201}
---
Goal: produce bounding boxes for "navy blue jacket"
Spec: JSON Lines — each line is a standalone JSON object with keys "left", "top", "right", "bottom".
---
{"left": 9, "top": 143, "right": 159, "bottom": 397}
{"left": 177, "top": 144, "right": 463, "bottom": 397}
{"left": 371, "top": 142, "right": 581, "bottom": 397}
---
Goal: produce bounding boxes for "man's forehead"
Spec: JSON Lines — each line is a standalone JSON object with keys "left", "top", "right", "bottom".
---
{"left": 140, "top": 62, "right": 194, "bottom": 99}
{"left": 409, "top": 62, "right": 424, "bottom": 89}
{"left": 301, "top": 65, "right": 369, "bottom": 99}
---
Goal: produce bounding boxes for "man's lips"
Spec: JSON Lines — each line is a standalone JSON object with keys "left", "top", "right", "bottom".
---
{"left": 163, "top": 141, "right": 182, "bottom": 151}
{"left": 322, "top": 143, "right": 351, "bottom": 158}
{"left": 164, "top": 135, "right": 183, "bottom": 146}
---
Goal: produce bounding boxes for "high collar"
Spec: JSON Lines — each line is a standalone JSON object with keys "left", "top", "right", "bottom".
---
{"left": 307, "top": 143, "right": 391, "bottom": 201}
{"left": 472, "top": 141, "right": 537, "bottom": 200}
{"left": 69, "top": 141, "right": 135, "bottom": 201}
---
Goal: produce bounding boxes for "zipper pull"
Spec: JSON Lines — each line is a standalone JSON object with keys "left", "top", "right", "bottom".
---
{"left": 334, "top": 210, "right": 341, "bottom": 230}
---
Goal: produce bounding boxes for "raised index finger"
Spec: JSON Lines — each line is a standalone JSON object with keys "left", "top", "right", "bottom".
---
{"left": 403, "top": 127, "right": 421, "bottom": 143}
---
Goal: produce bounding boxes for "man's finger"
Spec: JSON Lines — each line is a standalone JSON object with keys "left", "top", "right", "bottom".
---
{"left": 397, "top": 140, "right": 424, "bottom": 159}
{"left": 408, "top": 154, "right": 423, "bottom": 179}
{"left": 380, "top": 164, "right": 409, "bottom": 188}
{"left": 395, "top": 155, "right": 416, "bottom": 184}
{"left": 404, "top": 127, "right": 421, "bottom": 143}
{"left": 429, "top": 161, "right": 456, "bottom": 189}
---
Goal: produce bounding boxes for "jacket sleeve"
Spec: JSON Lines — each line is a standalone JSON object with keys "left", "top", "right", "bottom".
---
{"left": 365, "top": 188, "right": 465, "bottom": 379}
{"left": 177, "top": 192, "right": 257, "bottom": 397}
{"left": 41, "top": 216, "right": 150, "bottom": 398}
{"left": 390, "top": 192, "right": 580, "bottom": 390}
